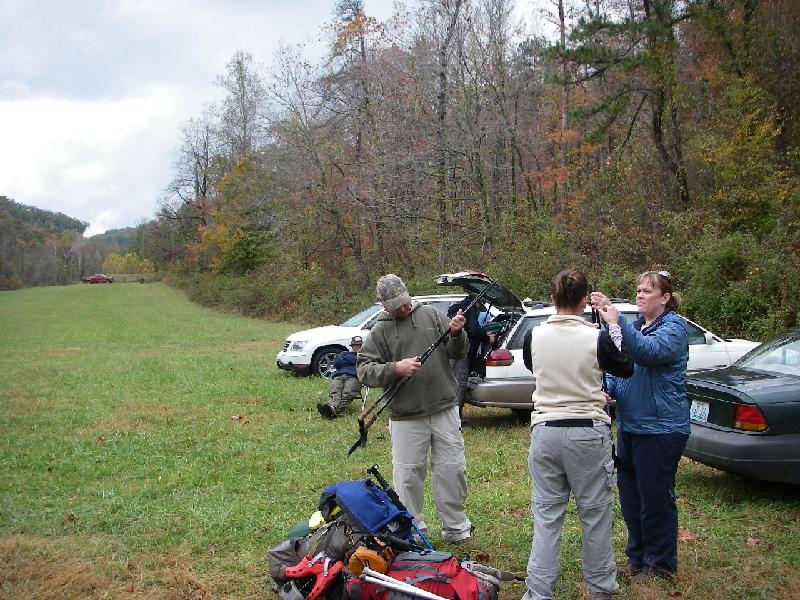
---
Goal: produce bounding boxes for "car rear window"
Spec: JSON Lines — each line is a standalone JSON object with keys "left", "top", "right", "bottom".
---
{"left": 508, "top": 316, "right": 548, "bottom": 350}
{"left": 686, "top": 321, "right": 707, "bottom": 345}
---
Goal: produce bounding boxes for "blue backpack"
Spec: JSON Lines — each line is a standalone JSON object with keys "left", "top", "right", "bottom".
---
{"left": 318, "top": 479, "right": 430, "bottom": 548}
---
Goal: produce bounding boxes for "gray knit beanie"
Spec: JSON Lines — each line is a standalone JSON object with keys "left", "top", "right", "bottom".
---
{"left": 376, "top": 274, "right": 411, "bottom": 311}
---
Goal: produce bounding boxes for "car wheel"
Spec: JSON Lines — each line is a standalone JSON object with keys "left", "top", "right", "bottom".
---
{"left": 312, "top": 346, "right": 345, "bottom": 378}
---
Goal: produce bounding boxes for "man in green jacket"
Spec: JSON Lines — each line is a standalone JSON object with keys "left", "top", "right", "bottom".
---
{"left": 357, "top": 273, "right": 473, "bottom": 544}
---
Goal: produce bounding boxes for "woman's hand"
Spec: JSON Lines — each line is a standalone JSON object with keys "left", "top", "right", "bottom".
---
{"left": 600, "top": 303, "right": 619, "bottom": 326}
{"left": 590, "top": 291, "right": 611, "bottom": 309}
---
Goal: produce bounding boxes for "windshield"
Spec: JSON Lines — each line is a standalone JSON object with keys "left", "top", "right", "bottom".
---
{"left": 340, "top": 303, "right": 382, "bottom": 327}
{"left": 737, "top": 333, "right": 800, "bottom": 377}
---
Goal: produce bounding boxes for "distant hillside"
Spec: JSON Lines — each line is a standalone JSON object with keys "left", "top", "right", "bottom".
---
{"left": 0, "top": 196, "right": 88, "bottom": 234}
{"left": 89, "top": 227, "right": 137, "bottom": 250}
{"left": 0, "top": 196, "right": 126, "bottom": 289}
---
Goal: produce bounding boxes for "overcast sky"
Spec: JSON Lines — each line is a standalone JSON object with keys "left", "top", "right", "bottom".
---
{"left": 1, "top": 0, "right": 545, "bottom": 236}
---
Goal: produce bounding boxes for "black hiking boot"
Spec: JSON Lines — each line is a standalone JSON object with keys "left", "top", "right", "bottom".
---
{"left": 317, "top": 403, "right": 335, "bottom": 419}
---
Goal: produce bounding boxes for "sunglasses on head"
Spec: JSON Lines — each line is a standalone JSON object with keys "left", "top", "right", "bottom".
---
{"left": 645, "top": 270, "right": 672, "bottom": 281}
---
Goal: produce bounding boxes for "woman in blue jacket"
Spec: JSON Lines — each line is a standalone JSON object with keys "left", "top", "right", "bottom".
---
{"left": 591, "top": 271, "right": 689, "bottom": 583}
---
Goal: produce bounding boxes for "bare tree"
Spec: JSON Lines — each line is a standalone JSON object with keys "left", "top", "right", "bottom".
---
{"left": 216, "top": 50, "right": 268, "bottom": 166}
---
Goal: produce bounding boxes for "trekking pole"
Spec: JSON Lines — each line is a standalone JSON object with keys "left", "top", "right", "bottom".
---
{"left": 366, "top": 464, "right": 402, "bottom": 506}
{"left": 367, "top": 464, "right": 433, "bottom": 549}
{"left": 347, "top": 280, "right": 498, "bottom": 456}
{"left": 590, "top": 282, "right": 601, "bottom": 327}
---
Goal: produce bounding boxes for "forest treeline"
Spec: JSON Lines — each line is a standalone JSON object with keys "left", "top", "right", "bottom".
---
{"left": 132, "top": 0, "right": 800, "bottom": 340}
{"left": 0, "top": 196, "right": 136, "bottom": 288}
{"left": 7, "top": 1, "right": 799, "bottom": 340}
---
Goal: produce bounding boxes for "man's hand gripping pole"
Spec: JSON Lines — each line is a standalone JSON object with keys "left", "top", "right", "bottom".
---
{"left": 347, "top": 279, "right": 497, "bottom": 455}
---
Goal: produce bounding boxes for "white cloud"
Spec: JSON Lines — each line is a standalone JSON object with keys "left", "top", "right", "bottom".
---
{"left": 0, "top": 86, "right": 187, "bottom": 234}
{"left": 0, "top": 0, "right": 539, "bottom": 235}
{"left": 1, "top": 0, "right": 402, "bottom": 234}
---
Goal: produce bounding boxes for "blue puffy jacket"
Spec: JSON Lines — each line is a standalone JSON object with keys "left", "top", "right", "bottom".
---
{"left": 333, "top": 350, "right": 358, "bottom": 378}
{"left": 606, "top": 310, "right": 690, "bottom": 435}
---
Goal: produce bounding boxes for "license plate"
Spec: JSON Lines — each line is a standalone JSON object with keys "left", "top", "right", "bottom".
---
{"left": 690, "top": 400, "right": 710, "bottom": 423}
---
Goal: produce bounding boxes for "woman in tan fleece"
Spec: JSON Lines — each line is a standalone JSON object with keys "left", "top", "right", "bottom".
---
{"left": 521, "top": 269, "right": 633, "bottom": 600}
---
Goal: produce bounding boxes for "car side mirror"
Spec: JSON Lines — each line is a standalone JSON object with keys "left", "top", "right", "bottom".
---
{"left": 704, "top": 332, "right": 715, "bottom": 345}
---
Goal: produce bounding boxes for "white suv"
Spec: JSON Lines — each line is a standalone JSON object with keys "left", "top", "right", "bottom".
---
{"left": 469, "top": 301, "right": 761, "bottom": 415}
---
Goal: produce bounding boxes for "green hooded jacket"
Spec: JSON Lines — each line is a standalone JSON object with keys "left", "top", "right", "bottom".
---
{"left": 356, "top": 303, "right": 468, "bottom": 420}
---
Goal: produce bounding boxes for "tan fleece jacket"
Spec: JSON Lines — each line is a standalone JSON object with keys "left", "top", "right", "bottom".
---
{"left": 529, "top": 314, "right": 611, "bottom": 425}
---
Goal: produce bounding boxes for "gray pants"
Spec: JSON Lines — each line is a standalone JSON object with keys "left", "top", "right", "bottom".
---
{"left": 522, "top": 424, "right": 618, "bottom": 600}
{"left": 389, "top": 406, "right": 472, "bottom": 542}
{"left": 325, "top": 376, "right": 362, "bottom": 415}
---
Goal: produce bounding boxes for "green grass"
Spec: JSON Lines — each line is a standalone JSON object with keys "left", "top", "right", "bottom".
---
{"left": 1, "top": 283, "right": 799, "bottom": 599}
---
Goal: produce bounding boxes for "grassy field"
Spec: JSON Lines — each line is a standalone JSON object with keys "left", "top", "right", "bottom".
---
{"left": 1, "top": 283, "right": 798, "bottom": 599}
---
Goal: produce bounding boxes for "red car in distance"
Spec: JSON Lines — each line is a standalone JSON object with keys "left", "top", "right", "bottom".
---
{"left": 81, "top": 273, "right": 114, "bottom": 284}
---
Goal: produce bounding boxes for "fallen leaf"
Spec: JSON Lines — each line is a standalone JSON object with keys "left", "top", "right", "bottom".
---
{"left": 678, "top": 528, "right": 698, "bottom": 542}
{"left": 668, "top": 593, "right": 684, "bottom": 599}
{"left": 512, "top": 510, "right": 527, "bottom": 519}
{"left": 63, "top": 513, "right": 77, "bottom": 525}
{"left": 746, "top": 538, "right": 761, "bottom": 546}
{"left": 475, "top": 553, "right": 491, "bottom": 562}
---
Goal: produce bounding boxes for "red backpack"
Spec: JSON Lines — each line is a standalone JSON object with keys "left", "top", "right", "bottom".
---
{"left": 344, "top": 551, "right": 498, "bottom": 600}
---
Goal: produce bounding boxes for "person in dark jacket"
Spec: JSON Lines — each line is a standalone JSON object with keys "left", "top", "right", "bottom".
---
{"left": 448, "top": 296, "right": 495, "bottom": 423}
{"left": 591, "top": 270, "right": 689, "bottom": 583}
{"left": 521, "top": 269, "right": 633, "bottom": 600}
{"left": 317, "top": 336, "right": 363, "bottom": 419}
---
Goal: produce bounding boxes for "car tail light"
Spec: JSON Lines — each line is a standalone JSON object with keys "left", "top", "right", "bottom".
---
{"left": 734, "top": 404, "right": 767, "bottom": 432}
{"left": 485, "top": 349, "right": 513, "bottom": 367}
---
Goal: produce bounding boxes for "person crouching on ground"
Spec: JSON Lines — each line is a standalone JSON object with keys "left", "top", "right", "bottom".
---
{"left": 522, "top": 269, "right": 633, "bottom": 600}
{"left": 317, "top": 336, "right": 363, "bottom": 419}
{"left": 591, "top": 270, "right": 689, "bottom": 583}
{"left": 357, "top": 273, "right": 473, "bottom": 544}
